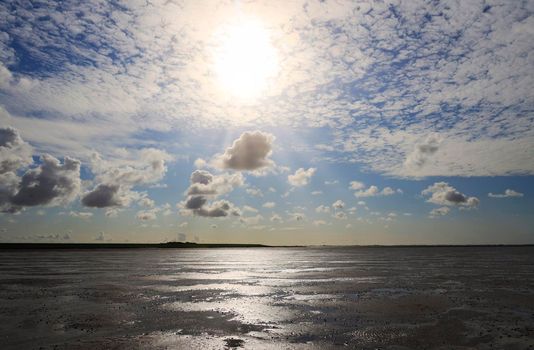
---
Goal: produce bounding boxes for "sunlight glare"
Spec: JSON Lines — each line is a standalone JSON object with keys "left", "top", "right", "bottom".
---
{"left": 213, "top": 18, "right": 278, "bottom": 101}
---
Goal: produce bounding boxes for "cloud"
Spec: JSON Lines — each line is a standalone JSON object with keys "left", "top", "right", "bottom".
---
{"left": 180, "top": 169, "right": 243, "bottom": 218}
{"left": 349, "top": 181, "right": 365, "bottom": 190}
{"left": 311, "top": 191, "right": 323, "bottom": 195}
{"left": 288, "top": 168, "right": 316, "bottom": 187}
{"left": 488, "top": 189, "right": 524, "bottom": 198}
{"left": 81, "top": 184, "right": 125, "bottom": 208}
{"left": 194, "top": 200, "right": 241, "bottom": 218}
{"left": 82, "top": 148, "right": 172, "bottom": 208}
{"left": 333, "top": 211, "right": 347, "bottom": 220}
{"left": 313, "top": 220, "right": 327, "bottom": 226}
{"left": 332, "top": 200, "right": 345, "bottom": 209}
{"left": 246, "top": 187, "right": 263, "bottom": 197}
{"left": 216, "top": 131, "right": 275, "bottom": 172}
{"left": 136, "top": 208, "right": 159, "bottom": 221}
{"left": 11, "top": 155, "right": 81, "bottom": 208}
{"left": 0, "top": 127, "right": 33, "bottom": 174}
{"left": 243, "top": 205, "right": 258, "bottom": 213}
{"left": 404, "top": 134, "right": 441, "bottom": 169}
{"left": 69, "top": 211, "right": 93, "bottom": 219}
{"left": 262, "top": 202, "right": 276, "bottom": 208}
{"left": 422, "top": 182, "right": 480, "bottom": 208}
{"left": 325, "top": 180, "right": 339, "bottom": 185}
{"left": 315, "top": 205, "right": 330, "bottom": 213}
{"left": 353, "top": 185, "right": 400, "bottom": 198}
{"left": 429, "top": 207, "right": 451, "bottom": 218}
{"left": 270, "top": 213, "right": 283, "bottom": 222}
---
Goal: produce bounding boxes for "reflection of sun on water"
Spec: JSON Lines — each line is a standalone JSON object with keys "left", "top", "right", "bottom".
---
{"left": 213, "top": 18, "right": 278, "bottom": 101}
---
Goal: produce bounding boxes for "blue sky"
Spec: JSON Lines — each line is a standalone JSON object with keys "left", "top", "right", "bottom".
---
{"left": 0, "top": 0, "right": 533, "bottom": 244}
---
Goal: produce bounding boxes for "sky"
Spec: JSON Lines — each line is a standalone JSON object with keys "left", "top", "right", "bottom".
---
{"left": 0, "top": 0, "right": 533, "bottom": 245}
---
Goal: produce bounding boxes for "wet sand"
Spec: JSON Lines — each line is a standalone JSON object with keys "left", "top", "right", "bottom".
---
{"left": 1, "top": 247, "right": 533, "bottom": 349}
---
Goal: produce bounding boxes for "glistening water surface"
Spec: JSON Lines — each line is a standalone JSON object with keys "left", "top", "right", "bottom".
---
{"left": 1, "top": 247, "right": 534, "bottom": 349}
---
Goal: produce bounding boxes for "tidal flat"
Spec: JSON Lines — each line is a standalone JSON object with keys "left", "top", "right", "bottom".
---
{"left": 1, "top": 246, "right": 534, "bottom": 349}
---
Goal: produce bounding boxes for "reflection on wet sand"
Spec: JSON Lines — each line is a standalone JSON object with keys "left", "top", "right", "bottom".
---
{"left": 1, "top": 247, "right": 534, "bottom": 349}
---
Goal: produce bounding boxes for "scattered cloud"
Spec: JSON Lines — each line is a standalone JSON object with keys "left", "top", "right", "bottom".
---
{"left": 488, "top": 189, "right": 524, "bottom": 198}
{"left": 262, "top": 202, "right": 276, "bottom": 208}
{"left": 422, "top": 182, "right": 480, "bottom": 208}
{"left": 288, "top": 168, "right": 316, "bottom": 187}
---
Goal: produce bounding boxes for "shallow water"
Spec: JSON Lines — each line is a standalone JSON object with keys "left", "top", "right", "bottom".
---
{"left": 1, "top": 247, "right": 534, "bottom": 349}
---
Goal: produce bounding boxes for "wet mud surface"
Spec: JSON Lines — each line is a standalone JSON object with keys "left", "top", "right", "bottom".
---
{"left": 1, "top": 247, "right": 534, "bottom": 349}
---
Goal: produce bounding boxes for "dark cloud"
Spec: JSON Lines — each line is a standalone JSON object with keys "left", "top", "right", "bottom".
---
{"left": 10, "top": 155, "right": 81, "bottom": 207}
{"left": 217, "top": 131, "right": 275, "bottom": 171}
{"left": 181, "top": 169, "right": 243, "bottom": 218}
{"left": 81, "top": 184, "right": 122, "bottom": 208}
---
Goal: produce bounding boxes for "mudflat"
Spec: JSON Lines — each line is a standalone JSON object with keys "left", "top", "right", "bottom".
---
{"left": 1, "top": 246, "right": 533, "bottom": 349}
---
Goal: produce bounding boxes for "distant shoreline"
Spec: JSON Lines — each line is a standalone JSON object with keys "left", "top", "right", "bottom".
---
{"left": 0, "top": 242, "right": 533, "bottom": 249}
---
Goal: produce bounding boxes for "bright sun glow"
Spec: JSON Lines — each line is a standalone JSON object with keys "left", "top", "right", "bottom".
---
{"left": 213, "top": 19, "right": 278, "bottom": 101}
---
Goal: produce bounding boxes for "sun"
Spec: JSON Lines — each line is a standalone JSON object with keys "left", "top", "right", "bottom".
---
{"left": 212, "top": 18, "right": 278, "bottom": 101}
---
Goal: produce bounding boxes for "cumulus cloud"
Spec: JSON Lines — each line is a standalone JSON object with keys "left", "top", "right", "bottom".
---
{"left": 353, "top": 185, "right": 400, "bottom": 198}
{"left": 422, "top": 182, "right": 480, "bottom": 208}
{"left": 349, "top": 181, "right": 365, "bottom": 190}
{"left": 0, "top": 127, "right": 65, "bottom": 213}
{"left": 136, "top": 208, "right": 158, "bottom": 221}
{"left": 246, "top": 187, "right": 263, "bottom": 197}
{"left": 315, "top": 205, "right": 330, "bottom": 213}
{"left": 11, "top": 155, "right": 81, "bottom": 208}
{"left": 181, "top": 169, "right": 243, "bottom": 218}
{"left": 288, "top": 168, "right": 316, "bottom": 187}
{"left": 488, "top": 189, "right": 524, "bottom": 198}
{"left": 216, "top": 131, "right": 275, "bottom": 172}
{"left": 332, "top": 200, "right": 345, "bottom": 209}
{"left": 0, "top": 127, "right": 33, "bottom": 174}
{"left": 333, "top": 211, "right": 347, "bottom": 220}
{"left": 82, "top": 148, "right": 172, "bottom": 208}
{"left": 263, "top": 202, "right": 276, "bottom": 208}
{"left": 313, "top": 220, "right": 327, "bottom": 226}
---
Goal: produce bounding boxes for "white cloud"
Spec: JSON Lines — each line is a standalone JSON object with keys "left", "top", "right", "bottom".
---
{"left": 288, "top": 168, "right": 316, "bottom": 187}
{"left": 311, "top": 190, "right": 323, "bottom": 195}
{"left": 262, "top": 202, "right": 276, "bottom": 208}
{"left": 422, "top": 182, "right": 480, "bottom": 208}
{"left": 332, "top": 200, "right": 345, "bottom": 209}
{"left": 215, "top": 131, "right": 275, "bottom": 172}
{"left": 349, "top": 181, "right": 365, "bottom": 190}
{"left": 315, "top": 205, "right": 330, "bottom": 214}
{"left": 488, "top": 189, "right": 524, "bottom": 198}
{"left": 69, "top": 211, "right": 93, "bottom": 219}
{"left": 429, "top": 206, "right": 451, "bottom": 218}
{"left": 246, "top": 187, "right": 263, "bottom": 197}
{"left": 353, "top": 185, "right": 399, "bottom": 198}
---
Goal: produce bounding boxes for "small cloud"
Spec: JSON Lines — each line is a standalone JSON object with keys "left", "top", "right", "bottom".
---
{"left": 262, "top": 202, "right": 276, "bottom": 208}
{"left": 354, "top": 185, "right": 400, "bottom": 198}
{"left": 69, "top": 211, "right": 93, "bottom": 219}
{"left": 311, "top": 190, "right": 323, "bottom": 195}
{"left": 94, "top": 231, "right": 106, "bottom": 241}
{"left": 288, "top": 168, "right": 316, "bottom": 187}
{"left": 270, "top": 213, "right": 283, "bottom": 222}
{"left": 324, "top": 180, "right": 339, "bottom": 185}
{"left": 332, "top": 200, "right": 345, "bottom": 209}
{"left": 315, "top": 205, "right": 330, "bottom": 213}
{"left": 349, "top": 181, "right": 365, "bottom": 190}
{"left": 243, "top": 205, "right": 258, "bottom": 213}
{"left": 313, "top": 220, "right": 327, "bottom": 226}
{"left": 246, "top": 187, "right": 263, "bottom": 197}
{"left": 488, "top": 189, "right": 524, "bottom": 198}
{"left": 179, "top": 222, "right": 189, "bottom": 228}
{"left": 429, "top": 206, "right": 450, "bottom": 218}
